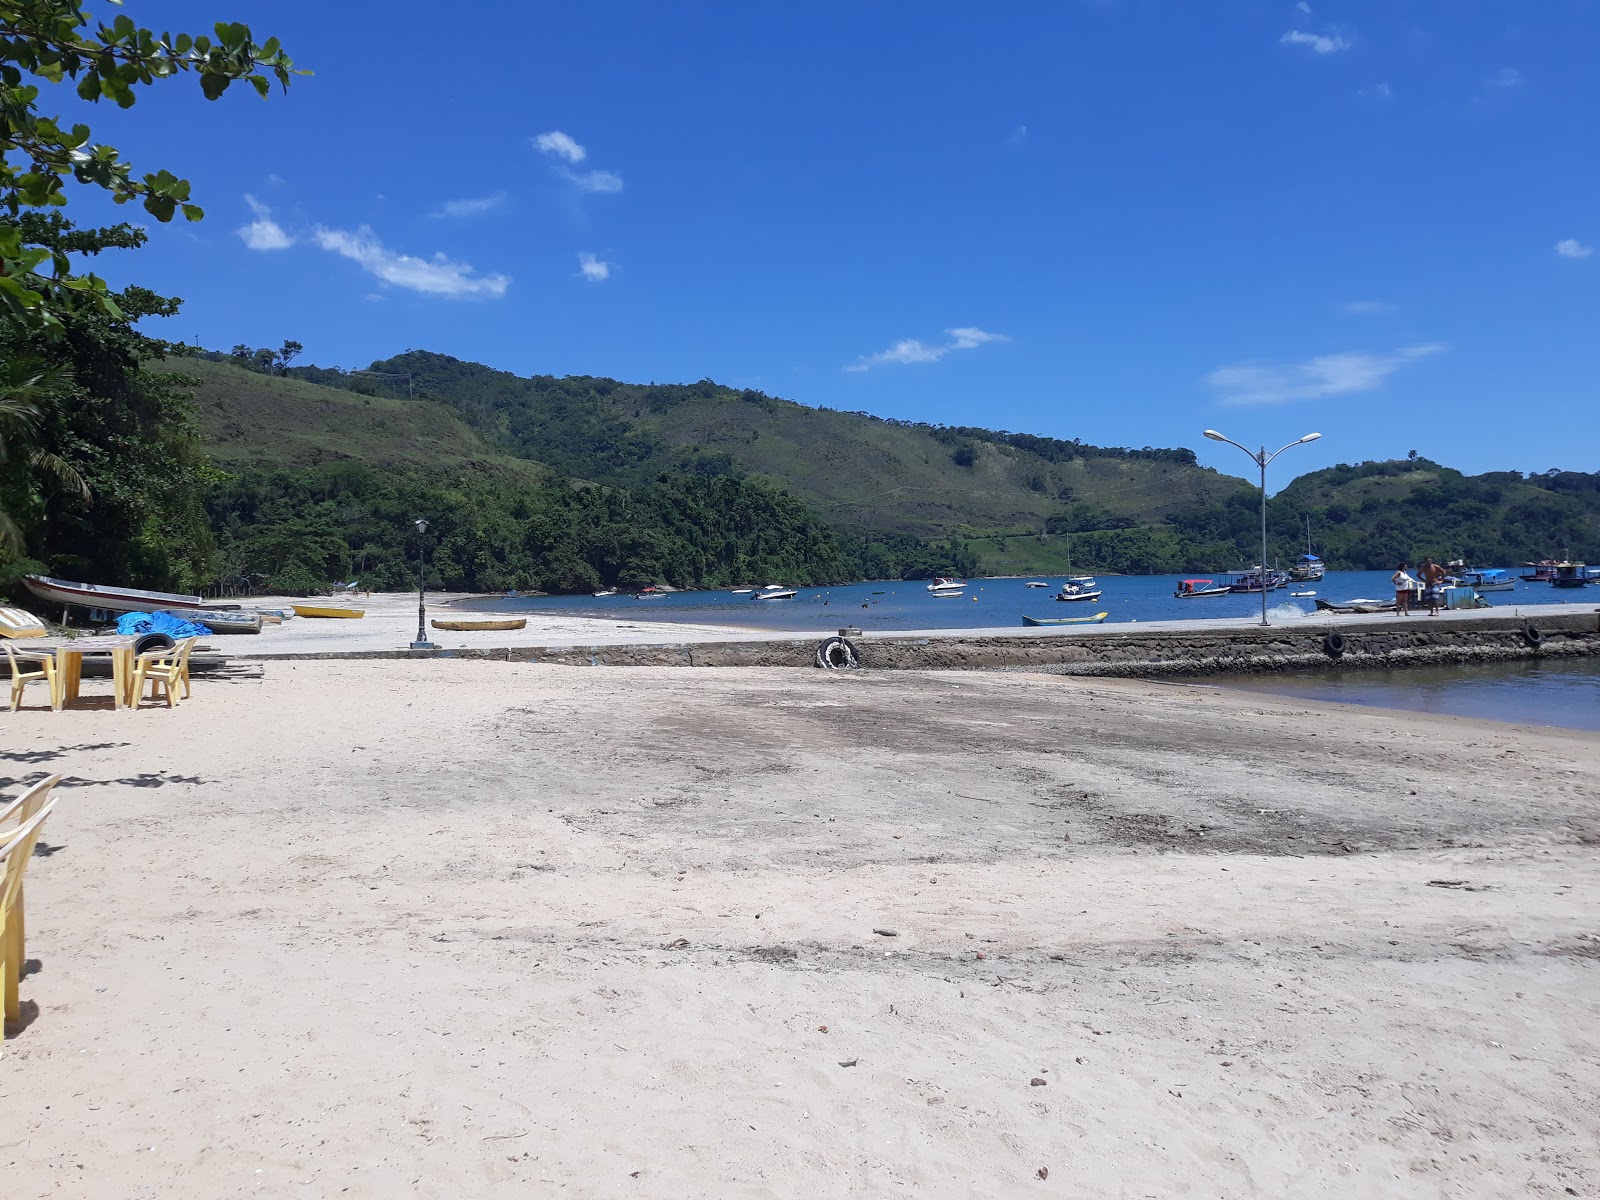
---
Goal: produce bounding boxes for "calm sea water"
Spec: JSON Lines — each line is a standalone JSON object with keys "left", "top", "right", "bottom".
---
{"left": 1208, "top": 657, "right": 1600, "bottom": 732}
{"left": 460, "top": 570, "right": 1597, "bottom": 729}
{"left": 463, "top": 569, "right": 1592, "bottom": 635}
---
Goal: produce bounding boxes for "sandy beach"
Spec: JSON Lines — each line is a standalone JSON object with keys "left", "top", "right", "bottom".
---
{"left": 3, "top": 658, "right": 1597, "bottom": 1197}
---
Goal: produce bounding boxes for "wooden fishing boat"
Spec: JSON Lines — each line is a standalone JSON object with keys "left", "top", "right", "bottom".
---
{"left": 24, "top": 573, "right": 205, "bottom": 614}
{"left": 291, "top": 604, "right": 366, "bottom": 619}
{"left": 430, "top": 618, "right": 528, "bottom": 632}
{"left": 1022, "top": 611, "right": 1109, "bottom": 626}
{"left": 195, "top": 610, "right": 262, "bottom": 634}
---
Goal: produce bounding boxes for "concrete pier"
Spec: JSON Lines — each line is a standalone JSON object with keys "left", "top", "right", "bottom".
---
{"left": 241, "top": 605, "right": 1600, "bottom": 676}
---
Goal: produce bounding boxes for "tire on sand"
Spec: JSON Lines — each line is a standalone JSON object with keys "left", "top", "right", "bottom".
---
{"left": 815, "top": 636, "right": 860, "bottom": 670}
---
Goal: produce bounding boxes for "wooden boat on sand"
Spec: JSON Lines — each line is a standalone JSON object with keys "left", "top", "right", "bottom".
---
{"left": 1022, "top": 611, "right": 1109, "bottom": 626}
{"left": 291, "top": 604, "right": 366, "bottom": 619}
{"left": 430, "top": 618, "right": 528, "bottom": 632}
{"left": 24, "top": 573, "right": 205, "bottom": 614}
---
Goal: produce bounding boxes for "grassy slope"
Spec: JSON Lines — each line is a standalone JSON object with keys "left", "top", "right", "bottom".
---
{"left": 622, "top": 396, "right": 1238, "bottom": 535}
{"left": 355, "top": 352, "right": 1245, "bottom": 537}
{"left": 183, "top": 358, "right": 550, "bottom": 485}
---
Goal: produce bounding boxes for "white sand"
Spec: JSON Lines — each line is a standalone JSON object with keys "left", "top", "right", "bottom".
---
{"left": 3, "top": 660, "right": 1597, "bottom": 1197}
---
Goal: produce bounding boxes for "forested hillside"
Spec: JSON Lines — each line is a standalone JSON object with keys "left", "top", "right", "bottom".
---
{"left": 289, "top": 351, "right": 1241, "bottom": 537}
{"left": 193, "top": 350, "right": 1599, "bottom": 586}
{"left": 186, "top": 358, "right": 974, "bottom": 593}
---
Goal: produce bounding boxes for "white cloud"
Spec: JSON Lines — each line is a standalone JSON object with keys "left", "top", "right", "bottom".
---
{"left": 237, "top": 194, "right": 293, "bottom": 251}
{"left": 1487, "top": 67, "right": 1522, "bottom": 88}
{"left": 533, "top": 131, "right": 587, "bottom": 163}
{"left": 948, "top": 327, "right": 1008, "bottom": 349}
{"left": 578, "top": 253, "right": 611, "bottom": 282}
{"left": 1358, "top": 81, "right": 1393, "bottom": 100}
{"left": 1006, "top": 124, "right": 1029, "bottom": 148}
{"left": 560, "top": 167, "right": 624, "bottom": 194}
{"left": 1281, "top": 29, "right": 1351, "bottom": 54}
{"left": 533, "top": 131, "right": 622, "bottom": 193}
{"left": 1296, "top": 1, "right": 1311, "bottom": 12}
{"left": 1207, "top": 343, "right": 1445, "bottom": 406}
{"left": 311, "top": 226, "right": 510, "bottom": 299}
{"left": 431, "top": 192, "right": 508, "bottom": 219}
{"left": 1555, "top": 238, "right": 1592, "bottom": 259}
{"left": 1342, "top": 299, "right": 1395, "bottom": 315}
{"left": 846, "top": 327, "right": 1009, "bottom": 372}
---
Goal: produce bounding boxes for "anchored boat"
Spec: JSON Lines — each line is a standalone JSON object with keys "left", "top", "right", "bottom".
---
{"left": 291, "top": 604, "right": 365, "bottom": 619}
{"left": 1174, "top": 578, "right": 1230, "bottom": 598}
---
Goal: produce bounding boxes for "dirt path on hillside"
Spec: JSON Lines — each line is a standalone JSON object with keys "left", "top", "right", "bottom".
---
{"left": 3, "top": 663, "right": 1596, "bottom": 1198}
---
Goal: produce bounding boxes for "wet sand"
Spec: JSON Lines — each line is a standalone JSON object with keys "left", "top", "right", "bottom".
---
{"left": 3, "top": 660, "right": 1597, "bottom": 1197}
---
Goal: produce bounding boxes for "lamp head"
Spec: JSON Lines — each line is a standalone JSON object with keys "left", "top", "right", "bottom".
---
{"left": 1202, "top": 429, "right": 1227, "bottom": 442}
{"left": 1298, "top": 432, "right": 1322, "bottom": 444}
{"left": 414, "top": 517, "right": 429, "bottom": 534}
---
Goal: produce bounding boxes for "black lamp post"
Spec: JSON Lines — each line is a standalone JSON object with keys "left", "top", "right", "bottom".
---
{"left": 410, "top": 516, "right": 438, "bottom": 650}
{"left": 1202, "top": 430, "right": 1322, "bottom": 626}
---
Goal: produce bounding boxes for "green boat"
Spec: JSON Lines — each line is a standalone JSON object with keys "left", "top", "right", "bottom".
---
{"left": 1021, "top": 611, "right": 1109, "bottom": 626}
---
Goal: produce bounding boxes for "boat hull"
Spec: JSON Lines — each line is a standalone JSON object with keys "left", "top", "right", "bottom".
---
{"left": 1053, "top": 591, "right": 1102, "bottom": 602}
{"left": 23, "top": 573, "right": 204, "bottom": 614}
{"left": 195, "top": 610, "right": 262, "bottom": 634}
{"left": 291, "top": 605, "right": 366, "bottom": 619}
{"left": 431, "top": 618, "right": 528, "bottom": 632}
{"left": 1022, "top": 612, "right": 1109, "bottom": 626}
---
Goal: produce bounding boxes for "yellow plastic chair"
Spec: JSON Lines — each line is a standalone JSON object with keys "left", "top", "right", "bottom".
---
{"left": 0, "top": 775, "right": 60, "bottom": 987}
{"left": 4, "top": 643, "right": 59, "bottom": 712}
{"left": 2, "top": 800, "right": 56, "bottom": 1041}
{"left": 131, "top": 636, "right": 197, "bottom": 708}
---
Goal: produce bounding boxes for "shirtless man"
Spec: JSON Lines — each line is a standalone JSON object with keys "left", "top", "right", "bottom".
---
{"left": 1420, "top": 557, "right": 1447, "bottom": 615}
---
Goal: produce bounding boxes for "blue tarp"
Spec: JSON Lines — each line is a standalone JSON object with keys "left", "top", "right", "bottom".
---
{"left": 115, "top": 610, "right": 212, "bottom": 638}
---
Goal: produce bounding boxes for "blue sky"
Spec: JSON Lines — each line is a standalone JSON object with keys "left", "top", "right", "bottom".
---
{"left": 69, "top": 1, "right": 1599, "bottom": 485}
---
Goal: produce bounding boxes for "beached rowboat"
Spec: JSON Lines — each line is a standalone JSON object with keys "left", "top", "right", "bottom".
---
{"left": 1022, "top": 611, "right": 1109, "bottom": 626}
{"left": 430, "top": 618, "right": 528, "bottom": 632}
{"left": 291, "top": 605, "right": 366, "bottom": 619}
{"left": 24, "top": 573, "right": 206, "bottom": 614}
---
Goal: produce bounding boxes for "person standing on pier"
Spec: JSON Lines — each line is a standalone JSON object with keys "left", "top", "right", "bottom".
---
{"left": 1392, "top": 563, "right": 1418, "bottom": 615}
{"left": 1420, "top": 557, "right": 1447, "bottom": 616}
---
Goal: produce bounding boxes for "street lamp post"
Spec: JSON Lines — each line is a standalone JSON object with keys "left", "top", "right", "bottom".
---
{"left": 1202, "top": 430, "right": 1323, "bottom": 626}
{"left": 410, "top": 516, "right": 438, "bottom": 650}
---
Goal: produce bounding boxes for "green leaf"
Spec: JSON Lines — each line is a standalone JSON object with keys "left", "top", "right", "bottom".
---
{"left": 199, "top": 71, "right": 228, "bottom": 100}
{"left": 181, "top": 203, "right": 203, "bottom": 221}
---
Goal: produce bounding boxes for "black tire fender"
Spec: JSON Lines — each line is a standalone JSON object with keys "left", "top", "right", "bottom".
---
{"left": 1322, "top": 631, "right": 1347, "bottom": 659}
{"left": 132, "top": 632, "right": 176, "bottom": 656}
{"left": 1521, "top": 622, "right": 1544, "bottom": 648}
{"left": 815, "top": 636, "right": 860, "bottom": 670}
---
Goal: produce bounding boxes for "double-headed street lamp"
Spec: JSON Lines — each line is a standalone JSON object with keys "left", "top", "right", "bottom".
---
{"left": 1202, "top": 429, "right": 1323, "bottom": 627}
{"left": 410, "top": 516, "right": 438, "bottom": 650}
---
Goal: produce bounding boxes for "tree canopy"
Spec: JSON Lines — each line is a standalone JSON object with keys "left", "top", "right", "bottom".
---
{"left": 0, "top": 1, "right": 303, "bottom": 333}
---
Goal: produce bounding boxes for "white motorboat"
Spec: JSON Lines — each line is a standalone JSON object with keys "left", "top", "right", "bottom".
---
{"left": 1023, "top": 581, "right": 1050, "bottom": 588}
{"left": 592, "top": 588, "right": 618, "bottom": 597}
{"left": 754, "top": 587, "right": 797, "bottom": 600}
{"left": 1054, "top": 582, "right": 1103, "bottom": 603}
{"left": 731, "top": 588, "right": 754, "bottom": 594}
{"left": 925, "top": 577, "right": 966, "bottom": 594}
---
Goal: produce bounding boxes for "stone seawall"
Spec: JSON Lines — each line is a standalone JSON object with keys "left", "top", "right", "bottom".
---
{"left": 242, "top": 610, "right": 1600, "bottom": 676}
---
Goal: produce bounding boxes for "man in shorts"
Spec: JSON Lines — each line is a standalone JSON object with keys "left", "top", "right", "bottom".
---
{"left": 1420, "top": 557, "right": 1447, "bottom": 615}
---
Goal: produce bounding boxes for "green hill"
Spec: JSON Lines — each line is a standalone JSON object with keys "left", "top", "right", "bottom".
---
{"left": 293, "top": 351, "right": 1244, "bottom": 538}
{"left": 184, "top": 357, "right": 550, "bottom": 486}
{"left": 193, "top": 352, "right": 1600, "bottom": 585}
